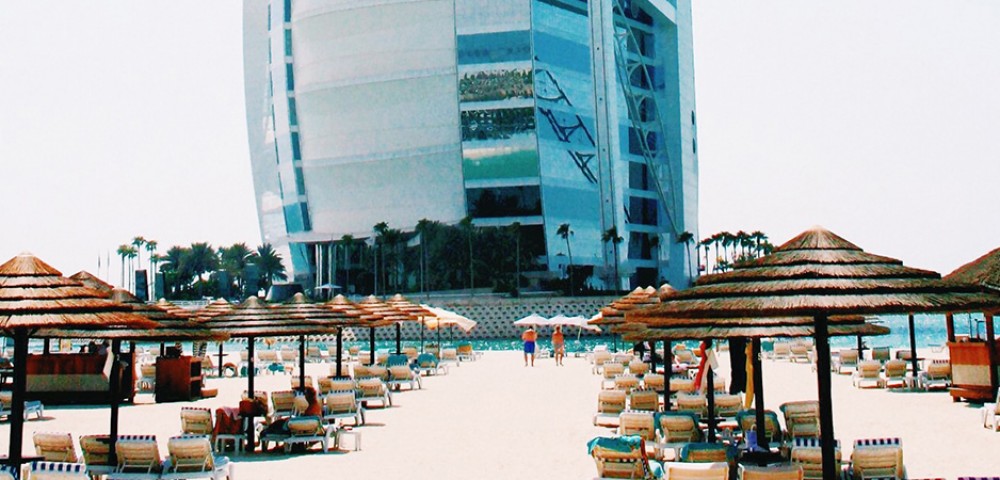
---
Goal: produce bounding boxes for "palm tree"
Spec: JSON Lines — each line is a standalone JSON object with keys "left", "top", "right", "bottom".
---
{"left": 508, "top": 222, "right": 521, "bottom": 291}
{"left": 719, "top": 231, "right": 734, "bottom": 269}
{"left": 556, "top": 223, "right": 574, "bottom": 295}
{"left": 676, "top": 231, "right": 695, "bottom": 286}
{"left": 131, "top": 236, "right": 147, "bottom": 275}
{"left": 750, "top": 231, "right": 768, "bottom": 258}
{"left": 116, "top": 244, "right": 131, "bottom": 289}
{"left": 700, "top": 237, "right": 712, "bottom": 275}
{"left": 254, "top": 243, "right": 287, "bottom": 293}
{"left": 602, "top": 227, "right": 624, "bottom": 292}
{"left": 145, "top": 240, "right": 157, "bottom": 296}
{"left": 219, "top": 243, "right": 253, "bottom": 297}
{"left": 126, "top": 247, "right": 138, "bottom": 292}
{"left": 649, "top": 234, "right": 662, "bottom": 282}
{"left": 459, "top": 216, "right": 476, "bottom": 292}
{"left": 373, "top": 222, "right": 389, "bottom": 295}
{"left": 339, "top": 234, "right": 355, "bottom": 294}
{"left": 710, "top": 233, "right": 723, "bottom": 272}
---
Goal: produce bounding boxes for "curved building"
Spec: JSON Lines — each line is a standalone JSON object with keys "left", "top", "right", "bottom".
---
{"left": 244, "top": 0, "right": 699, "bottom": 291}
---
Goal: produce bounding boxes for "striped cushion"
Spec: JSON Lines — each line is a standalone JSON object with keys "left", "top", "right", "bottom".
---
{"left": 0, "top": 465, "right": 15, "bottom": 480}
{"left": 792, "top": 438, "right": 841, "bottom": 448}
{"left": 29, "top": 461, "right": 88, "bottom": 480}
{"left": 854, "top": 437, "right": 901, "bottom": 447}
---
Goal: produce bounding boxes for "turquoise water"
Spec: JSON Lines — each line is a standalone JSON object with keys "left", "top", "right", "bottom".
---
{"left": 10, "top": 313, "right": 992, "bottom": 355}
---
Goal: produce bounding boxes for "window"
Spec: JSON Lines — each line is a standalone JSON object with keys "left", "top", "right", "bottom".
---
{"left": 284, "top": 29, "right": 293, "bottom": 56}
{"left": 283, "top": 0, "right": 291, "bottom": 22}
{"left": 466, "top": 186, "right": 542, "bottom": 218}
{"left": 285, "top": 64, "right": 295, "bottom": 91}
{"left": 290, "top": 132, "right": 301, "bottom": 160}
{"left": 628, "top": 197, "right": 658, "bottom": 226}
{"left": 288, "top": 98, "right": 297, "bottom": 126}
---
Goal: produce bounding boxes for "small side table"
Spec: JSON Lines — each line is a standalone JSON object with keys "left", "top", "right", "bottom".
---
{"left": 337, "top": 429, "right": 362, "bottom": 451}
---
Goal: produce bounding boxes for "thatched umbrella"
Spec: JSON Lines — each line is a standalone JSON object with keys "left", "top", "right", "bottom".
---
{"left": 69, "top": 271, "right": 114, "bottom": 294}
{"left": 0, "top": 253, "right": 160, "bottom": 466}
{"left": 35, "top": 288, "right": 225, "bottom": 463}
{"left": 274, "top": 293, "right": 363, "bottom": 383}
{"left": 324, "top": 295, "right": 386, "bottom": 373}
{"left": 943, "top": 246, "right": 1000, "bottom": 398}
{"left": 356, "top": 295, "right": 417, "bottom": 363}
{"left": 627, "top": 227, "right": 1000, "bottom": 478}
{"left": 591, "top": 286, "right": 662, "bottom": 362}
{"left": 385, "top": 294, "right": 437, "bottom": 353}
{"left": 196, "top": 296, "right": 339, "bottom": 451}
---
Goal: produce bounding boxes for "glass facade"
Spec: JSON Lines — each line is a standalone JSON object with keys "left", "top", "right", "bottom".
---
{"left": 245, "top": 0, "right": 698, "bottom": 289}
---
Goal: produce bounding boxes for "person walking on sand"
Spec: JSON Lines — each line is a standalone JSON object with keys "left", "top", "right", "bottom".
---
{"left": 552, "top": 325, "right": 565, "bottom": 366}
{"left": 522, "top": 326, "right": 538, "bottom": 366}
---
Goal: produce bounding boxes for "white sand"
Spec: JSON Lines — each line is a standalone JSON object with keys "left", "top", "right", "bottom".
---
{"left": 3, "top": 350, "right": 999, "bottom": 479}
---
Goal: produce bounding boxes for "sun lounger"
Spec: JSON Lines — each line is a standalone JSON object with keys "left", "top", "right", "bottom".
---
{"left": 618, "top": 411, "right": 657, "bottom": 444}
{"left": 779, "top": 401, "right": 820, "bottom": 439}
{"left": 161, "top": 435, "right": 231, "bottom": 480}
{"left": 27, "top": 461, "right": 90, "bottom": 480}
{"left": 388, "top": 365, "right": 422, "bottom": 391}
{"left": 789, "top": 342, "right": 811, "bottom": 364}
{"left": 347, "top": 345, "right": 360, "bottom": 361}
{"left": 628, "top": 361, "right": 650, "bottom": 377}
{"left": 851, "top": 437, "right": 904, "bottom": 480}
{"left": 853, "top": 361, "right": 885, "bottom": 389}
{"left": 353, "top": 364, "right": 372, "bottom": 378}
{"left": 327, "top": 362, "right": 351, "bottom": 378}
{"left": 440, "top": 348, "right": 460, "bottom": 367}
{"left": 789, "top": 437, "right": 840, "bottom": 480}
{"left": 366, "top": 365, "right": 390, "bottom": 382}
{"left": 655, "top": 411, "right": 701, "bottom": 459}
{"left": 918, "top": 359, "right": 951, "bottom": 391}
{"left": 136, "top": 364, "right": 156, "bottom": 394}
{"left": 401, "top": 347, "right": 418, "bottom": 361}
{"left": 700, "top": 374, "right": 727, "bottom": 394}
{"left": 108, "top": 435, "right": 163, "bottom": 480}
{"left": 834, "top": 349, "right": 859, "bottom": 374}
{"left": 771, "top": 342, "right": 791, "bottom": 361}
{"left": 883, "top": 360, "right": 909, "bottom": 389}
{"left": 736, "top": 410, "right": 783, "bottom": 446}
{"left": 591, "top": 351, "right": 613, "bottom": 374}
{"left": 678, "top": 442, "right": 736, "bottom": 465}
{"left": 326, "top": 377, "right": 356, "bottom": 393}
{"left": 594, "top": 390, "right": 628, "bottom": 427}
{"left": 0, "top": 391, "right": 43, "bottom": 421}
{"left": 306, "top": 346, "right": 324, "bottom": 363}
{"left": 662, "top": 461, "right": 728, "bottom": 480}
{"left": 355, "top": 377, "right": 392, "bottom": 408}
{"left": 268, "top": 390, "right": 297, "bottom": 420}
{"left": 643, "top": 373, "right": 665, "bottom": 394}
{"left": 587, "top": 436, "right": 662, "bottom": 480}
{"left": 713, "top": 393, "right": 743, "bottom": 419}
{"left": 871, "top": 347, "right": 891, "bottom": 364}
{"left": 324, "top": 391, "right": 365, "bottom": 426}
{"left": 675, "top": 393, "right": 707, "bottom": 419}
{"left": 415, "top": 353, "right": 447, "bottom": 376}
{"left": 669, "top": 376, "right": 696, "bottom": 396}
{"left": 32, "top": 432, "right": 79, "bottom": 463}
{"left": 615, "top": 374, "right": 641, "bottom": 393}
{"left": 283, "top": 416, "right": 337, "bottom": 453}
{"left": 602, "top": 363, "right": 626, "bottom": 389}
{"left": 0, "top": 465, "right": 16, "bottom": 480}
{"left": 80, "top": 434, "right": 115, "bottom": 478}
{"left": 212, "top": 407, "right": 246, "bottom": 453}
{"left": 290, "top": 375, "right": 314, "bottom": 390}
{"left": 613, "top": 353, "right": 635, "bottom": 366}
{"left": 674, "top": 349, "right": 697, "bottom": 365}
{"left": 739, "top": 463, "right": 803, "bottom": 480}
{"left": 629, "top": 389, "right": 660, "bottom": 412}
{"left": 456, "top": 343, "right": 479, "bottom": 362}
{"left": 180, "top": 407, "right": 214, "bottom": 436}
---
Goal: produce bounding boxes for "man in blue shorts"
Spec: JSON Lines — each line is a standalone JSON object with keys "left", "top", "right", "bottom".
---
{"left": 521, "top": 326, "right": 537, "bottom": 367}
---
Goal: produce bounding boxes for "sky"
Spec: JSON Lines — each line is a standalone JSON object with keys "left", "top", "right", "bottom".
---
{"left": 0, "top": 1, "right": 997, "bottom": 286}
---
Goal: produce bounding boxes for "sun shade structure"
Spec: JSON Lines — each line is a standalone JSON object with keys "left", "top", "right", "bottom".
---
{"left": 357, "top": 295, "right": 418, "bottom": 362}
{"left": 0, "top": 253, "right": 162, "bottom": 466}
{"left": 276, "top": 293, "right": 365, "bottom": 380}
{"left": 590, "top": 286, "right": 667, "bottom": 352}
{"left": 325, "top": 294, "right": 388, "bottom": 368}
{"left": 385, "top": 294, "right": 435, "bottom": 353}
{"left": 513, "top": 313, "right": 548, "bottom": 326}
{"left": 197, "top": 295, "right": 341, "bottom": 451}
{"left": 946, "top": 246, "right": 1000, "bottom": 291}
{"left": 69, "top": 271, "right": 115, "bottom": 294}
{"left": 626, "top": 226, "right": 1000, "bottom": 479}
{"left": 943, "top": 247, "right": 1000, "bottom": 401}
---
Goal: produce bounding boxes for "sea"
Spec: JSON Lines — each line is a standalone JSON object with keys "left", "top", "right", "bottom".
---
{"left": 8, "top": 312, "right": 991, "bottom": 357}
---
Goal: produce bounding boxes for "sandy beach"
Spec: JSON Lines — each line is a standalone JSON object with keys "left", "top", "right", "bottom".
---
{"left": 3, "top": 349, "right": 1000, "bottom": 479}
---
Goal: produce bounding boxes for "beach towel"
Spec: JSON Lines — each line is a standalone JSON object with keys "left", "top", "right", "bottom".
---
{"left": 214, "top": 407, "right": 242, "bottom": 436}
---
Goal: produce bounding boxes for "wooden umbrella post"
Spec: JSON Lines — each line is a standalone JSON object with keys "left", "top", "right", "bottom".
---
{"left": 298, "top": 335, "right": 306, "bottom": 390}
{"left": 108, "top": 339, "right": 122, "bottom": 465}
{"left": 752, "top": 337, "right": 766, "bottom": 451}
{"left": 246, "top": 337, "right": 255, "bottom": 452}
{"left": 395, "top": 323, "right": 401, "bottom": 354}
{"left": 335, "top": 328, "right": 343, "bottom": 377}
{"left": 649, "top": 339, "right": 657, "bottom": 374}
{"left": 987, "top": 312, "right": 997, "bottom": 398}
{"left": 908, "top": 313, "right": 920, "bottom": 386}
{"left": 664, "top": 340, "right": 672, "bottom": 410}
{"left": 369, "top": 327, "right": 376, "bottom": 365}
{"left": 814, "top": 315, "right": 837, "bottom": 480}
{"left": 218, "top": 342, "right": 225, "bottom": 378}
{"left": 706, "top": 364, "right": 717, "bottom": 443}
{"left": 7, "top": 328, "right": 29, "bottom": 466}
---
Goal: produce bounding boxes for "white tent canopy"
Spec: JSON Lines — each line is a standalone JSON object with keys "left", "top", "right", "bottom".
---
{"left": 513, "top": 313, "right": 549, "bottom": 327}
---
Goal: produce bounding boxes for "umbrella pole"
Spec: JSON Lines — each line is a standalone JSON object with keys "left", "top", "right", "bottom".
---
{"left": 752, "top": 338, "right": 766, "bottom": 451}
{"left": 664, "top": 340, "right": 672, "bottom": 410}
{"left": 856, "top": 335, "right": 864, "bottom": 360}
{"left": 7, "top": 328, "right": 28, "bottom": 466}
{"left": 108, "top": 339, "right": 122, "bottom": 466}
{"left": 706, "top": 365, "right": 717, "bottom": 443}
{"left": 247, "top": 337, "right": 256, "bottom": 452}
{"left": 395, "top": 323, "right": 401, "bottom": 354}
{"left": 369, "top": 327, "right": 375, "bottom": 365}
{"left": 336, "top": 328, "right": 343, "bottom": 377}
{"left": 218, "top": 342, "right": 225, "bottom": 378}
{"left": 908, "top": 313, "right": 919, "bottom": 388}
{"left": 420, "top": 320, "right": 424, "bottom": 353}
{"left": 298, "top": 335, "right": 306, "bottom": 390}
{"left": 814, "top": 315, "right": 837, "bottom": 480}
{"left": 649, "top": 340, "right": 656, "bottom": 375}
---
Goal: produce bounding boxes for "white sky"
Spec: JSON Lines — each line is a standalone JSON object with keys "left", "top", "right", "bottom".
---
{"left": 0, "top": 1, "right": 997, "bottom": 286}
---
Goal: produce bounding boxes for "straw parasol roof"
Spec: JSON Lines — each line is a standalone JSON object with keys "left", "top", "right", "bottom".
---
{"left": 277, "top": 292, "right": 366, "bottom": 327}
{"left": 36, "top": 289, "right": 225, "bottom": 341}
{"left": 196, "top": 296, "right": 338, "bottom": 337}
{"left": 624, "top": 226, "right": 1000, "bottom": 479}
{"left": 357, "top": 295, "right": 418, "bottom": 325}
{"left": 629, "top": 227, "right": 1000, "bottom": 324}
{"left": 946, "top": 246, "right": 1000, "bottom": 292}
{"left": 385, "top": 293, "right": 438, "bottom": 322}
{"left": 325, "top": 294, "right": 387, "bottom": 326}
{"left": 0, "top": 253, "right": 160, "bottom": 332}
{"left": 154, "top": 298, "right": 195, "bottom": 319}
{"left": 195, "top": 298, "right": 236, "bottom": 320}
{"left": 621, "top": 316, "right": 884, "bottom": 342}
{"left": 590, "top": 285, "right": 665, "bottom": 327}
{"left": 69, "top": 271, "right": 115, "bottom": 294}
